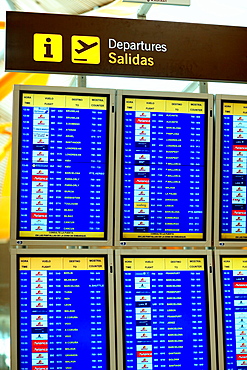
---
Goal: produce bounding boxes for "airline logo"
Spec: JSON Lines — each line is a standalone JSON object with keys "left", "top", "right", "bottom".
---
{"left": 136, "top": 345, "right": 152, "bottom": 351}
{"left": 31, "top": 271, "right": 47, "bottom": 277}
{"left": 136, "top": 308, "right": 151, "bottom": 314}
{"left": 135, "top": 166, "right": 150, "bottom": 173}
{"left": 235, "top": 300, "right": 247, "bottom": 306}
{"left": 134, "top": 208, "right": 149, "bottom": 214}
{"left": 134, "top": 221, "right": 149, "bottom": 227}
{"left": 32, "top": 334, "right": 48, "bottom": 340}
{"left": 32, "top": 169, "right": 48, "bottom": 176}
{"left": 135, "top": 154, "right": 150, "bottom": 161}
{"left": 135, "top": 295, "right": 151, "bottom": 301}
{"left": 136, "top": 112, "right": 150, "bottom": 118}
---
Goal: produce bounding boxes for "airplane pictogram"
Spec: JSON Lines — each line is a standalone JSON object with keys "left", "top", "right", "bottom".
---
{"left": 71, "top": 35, "right": 100, "bottom": 64}
{"left": 75, "top": 40, "right": 98, "bottom": 55}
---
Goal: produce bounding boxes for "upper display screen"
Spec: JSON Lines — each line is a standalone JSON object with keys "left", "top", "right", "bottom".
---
{"left": 119, "top": 95, "right": 209, "bottom": 242}
{"left": 16, "top": 89, "right": 111, "bottom": 241}
{"left": 120, "top": 255, "right": 211, "bottom": 369}
{"left": 220, "top": 100, "right": 247, "bottom": 241}
{"left": 220, "top": 256, "right": 247, "bottom": 370}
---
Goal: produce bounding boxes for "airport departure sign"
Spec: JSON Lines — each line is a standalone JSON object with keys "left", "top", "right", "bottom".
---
{"left": 6, "top": 12, "right": 247, "bottom": 83}
{"left": 17, "top": 90, "right": 110, "bottom": 241}
{"left": 120, "top": 96, "right": 208, "bottom": 242}
{"left": 221, "top": 257, "right": 247, "bottom": 370}
{"left": 220, "top": 101, "right": 247, "bottom": 241}
{"left": 121, "top": 256, "right": 210, "bottom": 369}
{"left": 18, "top": 256, "right": 109, "bottom": 370}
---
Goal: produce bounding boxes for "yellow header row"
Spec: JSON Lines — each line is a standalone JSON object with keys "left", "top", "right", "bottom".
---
{"left": 223, "top": 102, "right": 247, "bottom": 116}
{"left": 222, "top": 257, "right": 247, "bottom": 270}
{"left": 22, "top": 93, "right": 107, "bottom": 110}
{"left": 19, "top": 257, "right": 104, "bottom": 270}
{"left": 123, "top": 257, "right": 204, "bottom": 271}
{"left": 125, "top": 98, "right": 205, "bottom": 114}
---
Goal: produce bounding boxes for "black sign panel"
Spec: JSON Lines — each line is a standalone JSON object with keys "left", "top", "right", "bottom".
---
{"left": 5, "top": 11, "right": 247, "bottom": 82}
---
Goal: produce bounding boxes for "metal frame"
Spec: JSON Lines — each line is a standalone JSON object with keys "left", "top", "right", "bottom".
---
{"left": 114, "top": 89, "right": 214, "bottom": 247}
{"left": 10, "top": 248, "right": 116, "bottom": 370}
{"left": 214, "top": 94, "right": 247, "bottom": 247}
{"left": 10, "top": 84, "right": 115, "bottom": 247}
{"left": 115, "top": 248, "right": 217, "bottom": 370}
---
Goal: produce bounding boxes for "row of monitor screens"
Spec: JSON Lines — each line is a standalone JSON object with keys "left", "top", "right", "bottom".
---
{"left": 10, "top": 85, "right": 247, "bottom": 247}
{"left": 11, "top": 248, "right": 247, "bottom": 370}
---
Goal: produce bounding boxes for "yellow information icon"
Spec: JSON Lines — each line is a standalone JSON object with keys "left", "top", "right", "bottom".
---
{"left": 71, "top": 36, "right": 100, "bottom": 64}
{"left": 33, "top": 33, "right": 63, "bottom": 62}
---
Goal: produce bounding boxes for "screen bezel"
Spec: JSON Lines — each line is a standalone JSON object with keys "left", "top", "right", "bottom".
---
{"left": 114, "top": 90, "right": 213, "bottom": 247}
{"left": 115, "top": 249, "right": 217, "bottom": 370}
{"left": 10, "top": 84, "right": 115, "bottom": 247}
{"left": 10, "top": 248, "right": 116, "bottom": 370}
{"left": 214, "top": 95, "right": 247, "bottom": 247}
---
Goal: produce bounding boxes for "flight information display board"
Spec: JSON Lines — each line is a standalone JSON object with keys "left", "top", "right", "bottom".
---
{"left": 217, "top": 97, "right": 247, "bottom": 244}
{"left": 115, "top": 251, "right": 215, "bottom": 370}
{"left": 12, "top": 251, "right": 114, "bottom": 370}
{"left": 219, "top": 255, "right": 247, "bottom": 370}
{"left": 115, "top": 91, "right": 213, "bottom": 246}
{"left": 11, "top": 85, "right": 114, "bottom": 245}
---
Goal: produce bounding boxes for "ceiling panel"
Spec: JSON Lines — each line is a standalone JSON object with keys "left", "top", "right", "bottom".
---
{"left": 11, "top": 0, "right": 114, "bottom": 14}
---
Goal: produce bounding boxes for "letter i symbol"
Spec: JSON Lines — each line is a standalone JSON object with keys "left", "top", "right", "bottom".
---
{"left": 44, "top": 38, "right": 53, "bottom": 58}
{"left": 33, "top": 33, "right": 63, "bottom": 62}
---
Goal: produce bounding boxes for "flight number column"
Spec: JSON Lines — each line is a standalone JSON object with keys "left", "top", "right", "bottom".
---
{"left": 148, "top": 112, "right": 165, "bottom": 233}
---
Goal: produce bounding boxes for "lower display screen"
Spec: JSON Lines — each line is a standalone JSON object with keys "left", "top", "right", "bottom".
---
{"left": 221, "top": 256, "right": 247, "bottom": 370}
{"left": 18, "top": 256, "right": 109, "bottom": 370}
{"left": 121, "top": 256, "right": 210, "bottom": 369}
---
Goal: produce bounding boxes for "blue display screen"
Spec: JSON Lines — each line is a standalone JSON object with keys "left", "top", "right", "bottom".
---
{"left": 120, "top": 96, "right": 208, "bottom": 241}
{"left": 221, "top": 256, "right": 247, "bottom": 370}
{"left": 18, "top": 255, "right": 109, "bottom": 370}
{"left": 220, "top": 100, "right": 247, "bottom": 241}
{"left": 17, "top": 91, "right": 109, "bottom": 240}
{"left": 121, "top": 256, "right": 210, "bottom": 369}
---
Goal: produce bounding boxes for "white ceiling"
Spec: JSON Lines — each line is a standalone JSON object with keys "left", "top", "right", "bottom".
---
{"left": 10, "top": 0, "right": 114, "bottom": 15}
